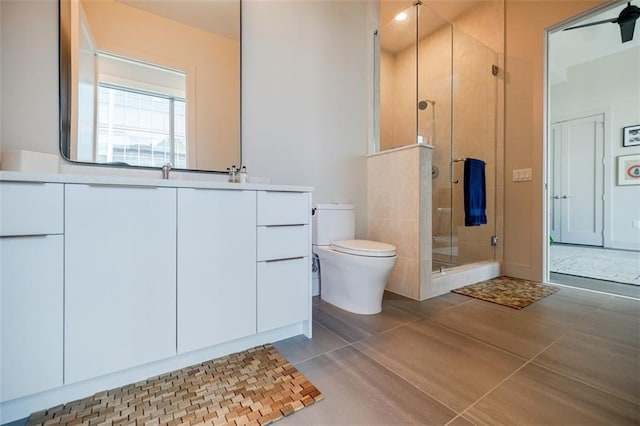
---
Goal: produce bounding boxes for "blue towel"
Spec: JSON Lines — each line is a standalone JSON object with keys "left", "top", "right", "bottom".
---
{"left": 463, "top": 158, "right": 487, "bottom": 226}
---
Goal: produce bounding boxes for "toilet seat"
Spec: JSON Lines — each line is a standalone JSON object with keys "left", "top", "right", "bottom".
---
{"left": 330, "top": 239, "right": 397, "bottom": 257}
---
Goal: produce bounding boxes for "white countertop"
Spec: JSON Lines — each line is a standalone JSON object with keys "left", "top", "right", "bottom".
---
{"left": 0, "top": 171, "right": 314, "bottom": 193}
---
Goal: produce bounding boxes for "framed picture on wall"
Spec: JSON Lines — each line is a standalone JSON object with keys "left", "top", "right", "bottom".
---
{"left": 617, "top": 154, "right": 640, "bottom": 186}
{"left": 623, "top": 125, "right": 640, "bottom": 147}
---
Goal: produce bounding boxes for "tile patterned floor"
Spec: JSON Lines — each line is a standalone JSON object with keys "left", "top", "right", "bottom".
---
{"left": 274, "top": 290, "right": 640, "bottom": 425}
{"left": 27, "top": 345, "right": 322, "bottom": 426}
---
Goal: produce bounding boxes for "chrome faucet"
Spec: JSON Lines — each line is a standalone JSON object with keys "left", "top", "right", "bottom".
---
{"left": 161, "top": 163, "right": 172, "bottom": 179}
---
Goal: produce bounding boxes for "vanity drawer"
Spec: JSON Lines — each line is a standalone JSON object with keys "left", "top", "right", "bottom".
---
{"left": 257, "top": 225, "right": 309, "bottom": 261}
{"left": 257, "top": 257, "right": 309, "bottom": 332}
{"left": 257, "top": 191, "right": 310, "bottom": 226}
{"left": 0, "top": 182, "right": 64, "bottom": 236}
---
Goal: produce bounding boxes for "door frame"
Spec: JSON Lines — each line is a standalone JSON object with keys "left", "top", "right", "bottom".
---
{"left": 550, "top": 109, "right": 611, "bottom": 246}
{"left": 543, "top": 0, "right": 623, "bottom": 284}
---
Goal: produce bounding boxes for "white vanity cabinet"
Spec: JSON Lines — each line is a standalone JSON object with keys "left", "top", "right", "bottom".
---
{"left": 256, "top": 191, "right": 311, "bottom": 333}
{"left": 177, "top": 188, "right": 257, "bottom": 353}
{"left": 64, "top": 184, "right": 177, "bottom": 383}
{"left": 0, "top": 182, "right": 64, "bottom": 402}
{"left": 0, "top": 173, "right": 313, "bottom": 423}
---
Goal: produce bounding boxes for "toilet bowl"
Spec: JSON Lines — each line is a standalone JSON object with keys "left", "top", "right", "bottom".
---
{"left": 314, "top": 240, "right": 397, "bottom": 314}
{"left": 312, "top": 204, "right": 397, "bottom": 315}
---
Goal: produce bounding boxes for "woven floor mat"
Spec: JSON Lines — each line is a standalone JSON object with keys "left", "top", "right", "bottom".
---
{"left": 452, "top": 276, "right": 559, "bottom": 309}
{"left": 28, "top": 344, "right": 323, "bottom": 426}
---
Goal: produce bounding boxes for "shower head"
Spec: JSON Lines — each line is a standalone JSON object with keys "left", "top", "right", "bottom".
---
{"left": 418, "top": 100, "right": 429, "bottom": 110}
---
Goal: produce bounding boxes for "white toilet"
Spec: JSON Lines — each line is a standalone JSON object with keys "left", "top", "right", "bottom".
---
{"left": 312, "top": 204, "right": 397, "bottom": 315}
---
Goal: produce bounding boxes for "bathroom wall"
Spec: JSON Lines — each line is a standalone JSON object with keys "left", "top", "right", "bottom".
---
{"left": 0, "top": 0, "right": 373, "bottom": 238}
{"left": 503, "top": 0, "right": 608, "bottom": 280}
{"left": 0, "top": 0, "right": 59, "bottom": 157}
{"left": 242, "top": 0, "right": 372, "bottom": 238}
{"left": 379, "top": 25, "right": 452, "bottom": 153}
{"left": 367, "top": 145, "right": 432, "bottom": 300}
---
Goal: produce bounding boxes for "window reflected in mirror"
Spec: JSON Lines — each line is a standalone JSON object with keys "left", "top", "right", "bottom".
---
{"left": 92, "top": 55, "right": 187, "bottom": 168}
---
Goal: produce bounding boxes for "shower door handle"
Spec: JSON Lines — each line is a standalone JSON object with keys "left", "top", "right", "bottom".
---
{"left": 449, "top": 161, "right": 459, "bottom": 184}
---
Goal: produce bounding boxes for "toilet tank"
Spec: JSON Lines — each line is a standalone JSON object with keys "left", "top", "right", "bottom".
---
{"left": 312, "top": 204, "right": 356, "bottom": 245}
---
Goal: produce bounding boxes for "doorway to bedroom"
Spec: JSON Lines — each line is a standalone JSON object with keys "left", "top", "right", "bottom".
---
{"left": 546, "top": 1, "right": 640, "bottom": 298}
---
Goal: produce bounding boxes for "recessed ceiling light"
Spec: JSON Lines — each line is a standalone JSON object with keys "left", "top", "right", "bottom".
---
{"left": 394, "top": 12, "right": 408, "bottom": 22}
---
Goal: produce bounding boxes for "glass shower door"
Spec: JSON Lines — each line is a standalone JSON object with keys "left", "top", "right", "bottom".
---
{"left": 448, "top": 28, "right": 498, "bottom": 267}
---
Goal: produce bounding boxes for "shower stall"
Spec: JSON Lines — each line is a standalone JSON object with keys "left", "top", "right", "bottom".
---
{"left": 373, "top": 1, "right": 502, "bottom": 285}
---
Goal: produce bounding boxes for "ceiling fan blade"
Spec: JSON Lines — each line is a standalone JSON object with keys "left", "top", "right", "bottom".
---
{"left": 619, "top": 20, "right": 636, "bottom": 42}
{"left": 563, "top": 17, "right": 618, "bottom": 31}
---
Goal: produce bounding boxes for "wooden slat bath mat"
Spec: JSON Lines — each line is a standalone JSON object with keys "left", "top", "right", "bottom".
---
{"left": 452, "top": 276, "right": 559, "bottom": 309}
{"left": 28, "top": 344, "right": 323, "bottom": 426}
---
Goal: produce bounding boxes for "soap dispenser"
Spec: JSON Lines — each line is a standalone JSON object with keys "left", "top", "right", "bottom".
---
{"left": 239, "top": 166, "right": 248, "bottom": 184}
{"left": 227, "top": 165, "right": 238, "bottom": 183}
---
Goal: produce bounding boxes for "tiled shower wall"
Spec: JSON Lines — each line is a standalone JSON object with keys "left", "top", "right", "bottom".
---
{"left": 367, "top": 145, "right": 432, "bottom": 300}
{"left": 379, "top": 23, "right": 502, "bottom": 268}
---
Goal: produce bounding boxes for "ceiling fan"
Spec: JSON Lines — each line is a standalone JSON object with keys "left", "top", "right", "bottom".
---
{"left": 563, "top": 2, "right": 640, "bottom": 43}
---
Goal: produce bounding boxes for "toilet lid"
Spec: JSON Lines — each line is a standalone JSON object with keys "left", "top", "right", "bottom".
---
{"left": 331, "top": 239, "right": 397, "bottom": 257}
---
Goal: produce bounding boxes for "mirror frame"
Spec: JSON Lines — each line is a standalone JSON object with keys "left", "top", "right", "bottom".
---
{"left": 58, "top": 0, "right": 241, "bottom": 174}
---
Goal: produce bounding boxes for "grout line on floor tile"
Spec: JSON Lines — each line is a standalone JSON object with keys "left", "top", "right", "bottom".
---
{"left": 312, "top": 320, "right": 351, "bottom": 345}
{"left": 452, "top": 305, "right": 613, "bottom": 419}
{"left": 445, "top": 413, "right": 475, "bottom": 426}
{"left": 288, "top": 341, "right": 353, "bottom": 366}
{"left": 546, "top": 285, "right": 616, "bottom": 305}
{"left": 280, "top": 320, "right": 354, "bottom": 366}
{"left": 386, "top": 293, "right": 478, "bottom": 319}
{"left": 422, "top": 320, "right": 531, "bottom": 362}
{"left": 346, "top": 341, "right": 463, "bottom": 420}
{"left": 525, "top": 305, "right": 640, "bottom": 407}
{"left": 527, "top": 358, "right": 640, "bottom": 407}
{"left": 346, "top": 316, "right": 423, "bottom": 346}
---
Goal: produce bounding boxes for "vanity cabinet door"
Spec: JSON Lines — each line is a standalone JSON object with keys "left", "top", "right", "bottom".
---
{"left": 177, "top": 189, "right": 257, "bottom": 353}
{"left": 257, "top": 257, "right": 309, "bottom": 333}
{"left": 0, "top": 181, "right": 64, "bottom": 401}
{"left": 1, "top": 235, "right": 63, "bottom": 402}
{"left": 64, "top": 184, "right": 177, "bottom": 384}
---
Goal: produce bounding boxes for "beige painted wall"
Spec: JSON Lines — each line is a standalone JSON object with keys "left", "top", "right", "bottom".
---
{"left": 82, "top": 0, "right": 240, "bottom": 171}
{"left": 503, "top": 0, "right": 607, "bottom": 280}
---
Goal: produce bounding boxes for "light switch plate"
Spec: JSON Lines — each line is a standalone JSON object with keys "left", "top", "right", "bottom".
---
{"left": 512, "top": 168, "right": 532, "bottom": 182}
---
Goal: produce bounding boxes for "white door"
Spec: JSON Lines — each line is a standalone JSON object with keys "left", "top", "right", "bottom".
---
{"left": 550, "top": 114, "right": 604, "bottom": 246}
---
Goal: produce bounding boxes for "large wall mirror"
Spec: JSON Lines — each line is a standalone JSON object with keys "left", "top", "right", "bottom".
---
{"left": 60, "top": 0, "right": 241, "bottom": 172}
